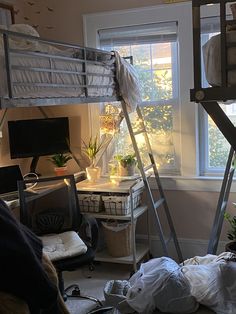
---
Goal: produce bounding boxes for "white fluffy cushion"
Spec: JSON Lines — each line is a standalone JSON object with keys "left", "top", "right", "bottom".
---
{"left": 9, "top": 24, "right": 39, "bottom": 37}
{"left": 8, "top": 24, "right": 39, "bottom": 51}
{"left": 40, "top": 231, "right": 87, "bottom": 262}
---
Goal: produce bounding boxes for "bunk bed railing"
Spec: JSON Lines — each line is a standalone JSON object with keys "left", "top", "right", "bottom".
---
{"left": 0, "top": 29, "right": 121, "bottom": 108}
{"left": 191, "top": 0, "right": 236, "bottom": 103}
{"left": 190, "top": 0, "right": 236, "bottom": 151}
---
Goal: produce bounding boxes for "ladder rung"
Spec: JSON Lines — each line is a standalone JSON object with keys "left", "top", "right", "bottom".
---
{"left": 133, "top": 128, "right": 146, "bottom": 136}
{"left": 154, "top": 198, "right": 165, "bottom": 209}
{"left": 144, "top": 164, "right": 154, "bottom": 172}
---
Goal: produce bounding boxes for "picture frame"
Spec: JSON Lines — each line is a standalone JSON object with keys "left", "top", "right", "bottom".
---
{"left": 0, "top": 2, "right": 14, "bottom": 26}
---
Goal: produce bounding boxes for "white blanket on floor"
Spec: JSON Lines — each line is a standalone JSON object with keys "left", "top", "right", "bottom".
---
{"left": 181, "top": 252, "right": 236, "bottom": 314}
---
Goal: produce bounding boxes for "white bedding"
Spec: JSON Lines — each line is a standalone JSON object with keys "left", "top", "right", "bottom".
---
{"left": 203, "top": 30, "right": 236, "bottom": 86}
{"left": 0, "top": 38, "right": 115, "bottom": 99}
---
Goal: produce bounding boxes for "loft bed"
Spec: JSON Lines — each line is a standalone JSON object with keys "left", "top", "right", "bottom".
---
{"left": 190, "top": 0, "right": 236, "bottom": 151}
{"left": 190, "top": 0, "right": 236, "bottom": 255}
{"left": 0, "top": 25, "right": 122, "bottom": 108}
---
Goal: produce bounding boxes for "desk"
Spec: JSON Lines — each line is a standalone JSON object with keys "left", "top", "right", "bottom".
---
{"left": 76, "top": 177, "right": 150, "bottom": 271}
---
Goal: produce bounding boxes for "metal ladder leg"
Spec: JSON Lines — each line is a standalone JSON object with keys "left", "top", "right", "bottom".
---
{"left": 121, "top": 102, "right": 183, "bottom": 262}
{"left": 207, "top": 146, "right": 235, "bottom": 254}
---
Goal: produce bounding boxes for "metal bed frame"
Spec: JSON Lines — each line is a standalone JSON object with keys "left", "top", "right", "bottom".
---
{"left": 190, "top": 0, "right": 236, "bottom": 254}
{"left": 0, "top": 29, "right": 121, "bottom": 109}
{"left": 190, "top": 0, "right": 236, "bottom": 151}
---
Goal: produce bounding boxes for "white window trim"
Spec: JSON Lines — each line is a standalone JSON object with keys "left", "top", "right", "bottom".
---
{"left": 83, "top": 2, "right": 236, "bottom": 192}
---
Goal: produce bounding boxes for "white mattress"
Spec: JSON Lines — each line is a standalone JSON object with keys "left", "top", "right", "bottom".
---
{"left": 0, "top": 40, "right": 115, "bottom": 99}
{"left": 203, "top": 30, "right": 236, "bottom": 86}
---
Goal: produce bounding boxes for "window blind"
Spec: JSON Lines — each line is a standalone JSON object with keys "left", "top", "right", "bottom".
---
{"left": 98, "top": 21, "right": 178, "bottom": 48}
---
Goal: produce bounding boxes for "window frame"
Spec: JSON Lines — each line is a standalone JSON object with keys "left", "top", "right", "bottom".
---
{"left": 83, "top": 2, "right": 235, "bottom": 186}
{"left": 83, "top": 2, "right": 197, "bottom": 178}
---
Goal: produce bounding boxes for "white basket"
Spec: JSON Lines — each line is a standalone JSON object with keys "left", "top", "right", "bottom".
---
{"left": 102, "top": 188, "right": 143, "bottom": 216}
{"left": 78, "top": 193, "right": 102, "bottom": 213}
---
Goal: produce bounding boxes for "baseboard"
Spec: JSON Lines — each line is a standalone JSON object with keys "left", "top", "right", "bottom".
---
{"left": 136, "top": 234, "right": 227, "bottom": 261}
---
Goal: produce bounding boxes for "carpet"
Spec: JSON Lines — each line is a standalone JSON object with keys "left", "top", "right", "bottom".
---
{"left": 64, "top": 262, "right": 215, "bottom": 314}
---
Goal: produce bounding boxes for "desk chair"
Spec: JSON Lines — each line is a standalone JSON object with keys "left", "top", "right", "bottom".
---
{"left": 18, "top": 174, "right": 103, "bottom": 311}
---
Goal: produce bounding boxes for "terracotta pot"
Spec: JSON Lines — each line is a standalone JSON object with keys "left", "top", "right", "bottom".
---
{"left": 54, "top": 166, "right": 68, "bottom": 176}
{"left": 225, "top": 241, "right": 236, "bottom": 254}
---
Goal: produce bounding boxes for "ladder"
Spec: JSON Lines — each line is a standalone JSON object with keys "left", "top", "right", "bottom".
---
{"left": 207, "top": 146, "right": 235, "bottom": 254}
{"left": 120, "top": 102, "right": 183, "bottom": 263}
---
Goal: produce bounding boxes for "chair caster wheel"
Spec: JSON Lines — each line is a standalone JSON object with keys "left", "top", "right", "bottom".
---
{"left": 89, "top": 264, "right": 95, "bottom": 271}
{"left": 71, "top": 287, "right": 81, "bottom": 296}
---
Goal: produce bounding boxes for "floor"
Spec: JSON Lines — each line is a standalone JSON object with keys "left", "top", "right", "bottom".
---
{"left": 64, "top": 262, "right": 215, "bottom": 314}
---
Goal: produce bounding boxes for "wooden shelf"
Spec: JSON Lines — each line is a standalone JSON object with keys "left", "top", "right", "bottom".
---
{"left": 95, "top": 243, "right": 149, "bottom": 265}
{"left": 81, "top": 205, "right": 148, "bottom": 221}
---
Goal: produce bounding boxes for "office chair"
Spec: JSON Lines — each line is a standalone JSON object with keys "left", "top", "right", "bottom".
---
{"left": 18, "top": 174, "right": 103, "bottom": 310}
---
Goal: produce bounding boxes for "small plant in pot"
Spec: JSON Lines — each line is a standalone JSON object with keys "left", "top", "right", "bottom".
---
{"left": 224, "top": 211, "right": 236, "bottom": 253}
{"left": 48, "top": 153, "right": 72, "bottom": 176}
{"left": 114, "top": 154, "right": 137, "bottom": 177}
{"left": 82, "top": 135, "right": 103, "bottom": 182}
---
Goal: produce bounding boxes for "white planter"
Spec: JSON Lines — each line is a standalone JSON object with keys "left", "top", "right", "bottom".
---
{"left": 86, "top": 166, "right": 101, "bottom": 182}
{"left": 118, "top": 164, "right": 135, "bottom": 176}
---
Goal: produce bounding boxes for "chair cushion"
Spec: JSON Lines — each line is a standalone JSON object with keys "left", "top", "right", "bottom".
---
{"left": 40, "top": 231, "right": 87, "bottom": 262}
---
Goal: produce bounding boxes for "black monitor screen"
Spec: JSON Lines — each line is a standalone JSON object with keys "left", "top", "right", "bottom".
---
{"left": 8, "top": 117, "right": 70, "bottom": 159}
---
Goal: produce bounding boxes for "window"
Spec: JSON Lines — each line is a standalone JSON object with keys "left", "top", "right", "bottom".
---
{"left": 200, "top": 15, "right": 235, "bottom": 175}
{"left": 84, "top": 3, "right": 197, "bottom": 179}
{"left": 99, "top": 22, "right": 180, "bottom": 174}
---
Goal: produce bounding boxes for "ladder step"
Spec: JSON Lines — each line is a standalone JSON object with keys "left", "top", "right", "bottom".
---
{"left": 133, "top": 128, "right": 146, "bottom": 136}
{"left": 154, "top": 198, "right": 165, "bottom": 209}
{"left": 144, "top": 164, "right": 154, "bottom": 172}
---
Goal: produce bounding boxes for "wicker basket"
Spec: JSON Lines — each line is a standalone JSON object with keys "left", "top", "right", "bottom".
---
{"left": 102, "top": 187, "right": 143, "bottom": 216}
{"left": 102, "top": 220, "right": 136, "bottom": 257}
{"left": 77, "top": 192, "right": 102, "bottom": 213}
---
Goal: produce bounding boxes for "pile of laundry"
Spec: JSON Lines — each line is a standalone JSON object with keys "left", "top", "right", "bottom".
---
{"left": 104, "top": 252, "right": 236, "bottom": 314}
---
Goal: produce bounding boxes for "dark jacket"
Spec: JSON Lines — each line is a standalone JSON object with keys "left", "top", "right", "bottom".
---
{"left": 0, "top": 199, "right": 58, "bottom": 313}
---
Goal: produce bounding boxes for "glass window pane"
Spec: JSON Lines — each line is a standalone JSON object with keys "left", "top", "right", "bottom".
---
{"left": 131, "top": 45, "right": 151, "bottom": 69}
{"left": 153, "top": 69, "right": 173, "bottom": 100}
{"left": 152, "top": 42, "right": 172, "bottom": 70}
{"left": 208, "top": 104, "right": 236, "bottom": 169}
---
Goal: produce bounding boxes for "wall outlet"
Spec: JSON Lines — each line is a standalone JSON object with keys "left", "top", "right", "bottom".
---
{"left": 0, "top": 131, "right": 2, "bottom": 138}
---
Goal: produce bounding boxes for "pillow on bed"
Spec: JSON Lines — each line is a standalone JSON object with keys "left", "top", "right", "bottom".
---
{"left": 8, "top": 24, "right": 39, "bottom": 51}
{"left": 9, "top": 24, "right": 39, "bottom": 37}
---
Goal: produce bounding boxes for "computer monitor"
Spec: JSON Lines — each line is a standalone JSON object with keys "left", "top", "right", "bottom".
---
{"left": 8, "top": 117, "right": 70, "bottom": 174}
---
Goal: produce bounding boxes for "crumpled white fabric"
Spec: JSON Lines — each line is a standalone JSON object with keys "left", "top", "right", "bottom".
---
{"left": 181, "top": 252, "right": 236, "bottom": 314}
{"left": 126, "top": 257, "right": 198, "bottom": 314}
{"left": 114, "top": 51, "right": 141, "bottom": 113}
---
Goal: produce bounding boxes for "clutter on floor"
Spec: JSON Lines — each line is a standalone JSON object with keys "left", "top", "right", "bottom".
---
{"left": 103, "top": 252, "right": 236, "bottom": 314}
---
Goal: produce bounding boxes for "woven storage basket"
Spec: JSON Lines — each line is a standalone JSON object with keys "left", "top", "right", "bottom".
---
{"left": 77, "top": 192, "right": 102, "bottom": 213}
{"left": 102, "top": 187, "right": 143, "bottom": 216}
{"left": 102, "top": 220, "right": 136, "bottom": 257}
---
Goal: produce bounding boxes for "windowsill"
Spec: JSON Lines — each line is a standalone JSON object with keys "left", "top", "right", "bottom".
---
{"left": 152, "top": 175, "right": 236, "bottom": 192}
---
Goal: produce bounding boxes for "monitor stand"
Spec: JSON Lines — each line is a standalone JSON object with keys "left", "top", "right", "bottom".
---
{"left": 29, "top": 156, "right": 41, "bottom": 177}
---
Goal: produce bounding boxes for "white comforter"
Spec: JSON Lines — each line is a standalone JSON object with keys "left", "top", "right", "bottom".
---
{"left": 105, "top": 252, "right": 236, "bottom": 314}
{"left": 182, "top": 252, "right": 236, "bottom": 314}
{"left": 0, "top": 39, "right": 115, "bottom": 98}
{"left": 203, "top": 30, "right": 236, "bottom": 86}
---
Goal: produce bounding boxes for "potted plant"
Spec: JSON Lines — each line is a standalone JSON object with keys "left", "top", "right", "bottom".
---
{"left": 224, "top": 211, "right": 236, "bottom": 253}
{"left": 48, "top": 153, "right": 72, "bottom": 176}
{"left": 82, "top": 135, "right": 103, "bottom": 182}
{"left": 114, "top": 154, "right": 137, "bottom": 176}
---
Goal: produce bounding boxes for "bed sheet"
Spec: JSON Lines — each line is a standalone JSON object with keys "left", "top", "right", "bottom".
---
{"left": 0, "top": 40, "right": 115, "bottom": 99}
{"left": 203, "top": 30, "right": 236, "bottom": 87}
